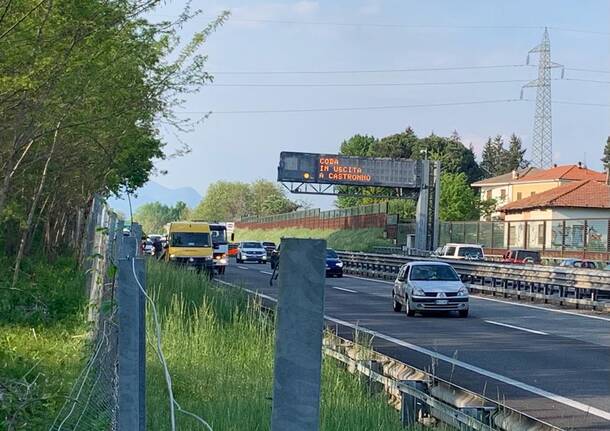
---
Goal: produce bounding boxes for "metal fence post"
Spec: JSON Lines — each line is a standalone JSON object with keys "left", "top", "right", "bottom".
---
{"left": 271, "top": 238, "right": 326, "bottom": 431}
{"left": 399, "top": 380, "right": 428, "bottom": 427}
{"left": 117, "top": 235, "right": 146, "bottom": 431}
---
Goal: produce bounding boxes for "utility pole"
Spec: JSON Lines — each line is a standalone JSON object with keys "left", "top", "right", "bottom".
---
{"left": 522, "top": 28, "right": 563, "bottom": 169}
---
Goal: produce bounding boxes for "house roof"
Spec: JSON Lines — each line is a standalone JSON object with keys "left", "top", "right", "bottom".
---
{"left": 500, "top": 180, "right": 610, "bottom": 213}
{"left": 472, "top": 167, "right": 540, "bottom": 187}
{"left": 516, "top": 164, "right": 606, "bottom": 182}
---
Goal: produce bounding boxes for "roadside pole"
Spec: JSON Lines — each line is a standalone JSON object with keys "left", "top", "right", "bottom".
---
{"left": 271, "top": 238, "right": 326, "bottom": 431}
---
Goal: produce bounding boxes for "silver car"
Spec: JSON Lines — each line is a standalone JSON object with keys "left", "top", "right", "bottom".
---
{"left": 392, "top": 261, "right": 469, "bottom": 317}
{"left": 236, "top": 241, "right": 268, "bottom": 263}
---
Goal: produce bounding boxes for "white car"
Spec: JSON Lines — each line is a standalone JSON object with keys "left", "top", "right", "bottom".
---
{"left": 392, "top": 261, "right": 469, "bottom": 317}
{"left": 236, "top": 241, "right": 267, "bottom": 263}
{"left": 436, "top": 243, "right": 484, "bottom": 260}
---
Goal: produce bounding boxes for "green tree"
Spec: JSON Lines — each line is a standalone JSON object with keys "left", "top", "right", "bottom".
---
{"left": 134, "top": 201, "right": 190, "bottom": 234}
{"left": 192, "top": 180, "right": 300, "bottom": 221}
{"left": 504, "top": 134, "right": 529, "bottom": 171}
{"left": 369, "top": 127, "right": 418, "bottom": 158}
{"left": 192, "top": 182, "right": 251, "bottom": 221}
{"left": 602, "top": 136, "right": 610, "bottom": 172}
{"left": 439, "top": 173, "right": 480, "bottom": 221}
{"left": 340, "top": 134, "right": 377, "bottom": 156}
{"left": 480, "top": 136, "right": 505, "bottom": 177}
{"left": 250, "top": 179, "right": 299, "bottom": 216}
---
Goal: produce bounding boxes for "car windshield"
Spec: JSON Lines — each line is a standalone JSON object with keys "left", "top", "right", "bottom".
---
{"left": 170, "top": 232, "right": 211, "bottom": 247}
{"left": 243, "top": 242, "right": 262, "bottom": 248}
{"left": 263, "top": 242, "right": 276, "bottom": 247}
{"left": 410, "top": 265, "right": 460, "bottom": 281}
{"left": 210, "top": 228, "right": 227, "bottom": 244}
{"left": 326, "top": 249, "right": 338, "bottom": 258}
{"left": 457, "top": 247, "right": 483, "bottom": 258}
{"left": 518, "top": 251, "right": 539, "bottom": 260}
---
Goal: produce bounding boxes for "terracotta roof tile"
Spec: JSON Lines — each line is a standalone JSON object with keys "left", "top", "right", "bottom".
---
{"left": 472, "top": 167, "right": 540, "bottom": 186}
{"left": 500, "top": 180, "right": 610, "bottom": 212}
{"left": 516, "top": 164, "right": 606, "bottom": 182}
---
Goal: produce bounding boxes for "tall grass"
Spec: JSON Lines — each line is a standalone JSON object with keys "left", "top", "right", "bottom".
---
{"left": 236, "top": 227, "right": 392, "bottom": 252}
{"left": 147, "top": 261, "right": 404, "bottom": 430}
{"left": 0, "top": 254, "right": 89, "bottom": 430}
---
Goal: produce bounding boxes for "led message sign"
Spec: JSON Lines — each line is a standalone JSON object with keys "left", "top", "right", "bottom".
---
{"left": 278, "top": 152, "right": 420, "bottom": 188}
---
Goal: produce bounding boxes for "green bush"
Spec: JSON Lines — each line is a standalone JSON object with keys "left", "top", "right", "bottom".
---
{"left": 236, "top": 227, "right": 392, "bottom": 252}
{"left": 0, "top": 254, "right": 89, "bottom": 430}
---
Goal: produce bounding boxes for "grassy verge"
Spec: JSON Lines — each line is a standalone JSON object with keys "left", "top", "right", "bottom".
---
{"left": 147, "top": 261, "right": 404, "bottom": 430}
{"left": 0, "top": 254, "right": 89, "bottom": 430}
{"left": 236, "top": 227, "right": 392, "bottom": 252}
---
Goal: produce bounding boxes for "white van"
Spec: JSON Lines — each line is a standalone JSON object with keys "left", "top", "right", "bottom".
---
{"left": 436, "top": 243, "right": 484, "bottom": 260}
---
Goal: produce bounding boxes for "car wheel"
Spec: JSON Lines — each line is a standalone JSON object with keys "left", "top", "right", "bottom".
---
{"left": 337, "top": 273, "right": 343, "bottom": 278}
{"left": 405, "top": 296, "right": 415, "bottom": 317}
{"left": 271, "top": 261, "right": 276, "bottom": 270}
{"left": 458, "top": 309, "right": 469, "bottom": 318}
{"left": 392, "top": 292, "right": 402, "bottom": 312}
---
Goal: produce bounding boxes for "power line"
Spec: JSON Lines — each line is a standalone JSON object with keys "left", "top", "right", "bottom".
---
{"left": 179, "top": 99, "right": 523, "bottom": 115}
{"left": 176, "top": 98, "right": 609, "bottom": 115}
{"left": 209, "top": 77, "right": 610, "bottom": 88}
{"left": 565, "top": 67, "right": 610, "bottom": 74}
{"left": 209, "top": 79, "right": 529, "bottom": 88}
{"left": 210, "top": 64, "right": 533, "bottom": 75}
{"left": 227, "top": 18, "right": 610, "bottom": 36}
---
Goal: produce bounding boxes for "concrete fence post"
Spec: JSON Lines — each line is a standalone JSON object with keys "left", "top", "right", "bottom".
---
{"left": 271, "top": 238, "right": 326, "bottom": 431}
{"left": 117, "top": 235, "right": 146, "bottom": 431}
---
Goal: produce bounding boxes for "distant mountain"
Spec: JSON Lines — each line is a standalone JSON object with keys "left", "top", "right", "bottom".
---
{"left": 108, "top": 181, "right": 202, "bottom": 216}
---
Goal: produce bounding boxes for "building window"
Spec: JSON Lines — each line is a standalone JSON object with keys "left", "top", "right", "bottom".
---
{"left": 500, "top": 189, "right": 506, "bottom": 200}
{"left": 486, "top": 190, "right": 492, "bottom": 200}
{"left": 516, "top": 192, "right": 522, "bottom": 200}
{"left": 531, "top": 191, "right": 536, "bottom": 197}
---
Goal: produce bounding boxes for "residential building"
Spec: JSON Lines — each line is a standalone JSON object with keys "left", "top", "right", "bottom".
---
{"left": 499, "top": 179, "right": 610, "bottom": 251}
{"left": 472, "top": 163, "right": 606, "bottom": 221}
{"left": 471, "top": 167, "right": 540, "bottom": 220}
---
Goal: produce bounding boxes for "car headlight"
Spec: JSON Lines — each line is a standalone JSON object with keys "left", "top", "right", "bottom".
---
{"left": 262, "top": 255, "right": 267, "bottom": 260}
{"left": 457, "top": 286, "right": 469, "bottom": 296}
{"left": 189, "top": 257, "right": 195, "bottom": 263}
{"left": 220, "top": 258, "right": 227, "bottom": 264}
{"left": 336, "top": 261, "right": 343, "bottom": 268}
{"left": 412, "top": 287, "right": 426, "bottom": 296}
{"left": 169, "top": 254, "right": 176, "bottom": 260}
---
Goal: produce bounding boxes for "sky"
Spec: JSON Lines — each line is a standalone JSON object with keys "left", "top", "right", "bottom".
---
{"left": 147, "top": 0, "right": 610, "bottom": 209}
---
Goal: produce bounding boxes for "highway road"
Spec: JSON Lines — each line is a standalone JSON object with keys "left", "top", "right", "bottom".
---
{"left": 220, "top": 261, "right": 610, "bottom": 431}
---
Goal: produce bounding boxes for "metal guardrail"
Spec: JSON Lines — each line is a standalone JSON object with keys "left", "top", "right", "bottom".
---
{"left": 337, "top": 251, "right": 610, "bottom": 311}
{"left": 323, "top": 332, "right": 561, "bottom": 431}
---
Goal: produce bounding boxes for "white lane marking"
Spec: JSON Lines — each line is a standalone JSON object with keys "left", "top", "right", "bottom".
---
{"left": 472, "top": 295, "right": 610, "bottom": 323}
{"left": 346, "top": 274, "right": 610, "bottom": 323}
{"left": 344, "top": 274, "right": 393, "bottom": 284}
{"left": 237, "top": 266, "right": 249, "bottom": 270}
{"left": 484, "top": 320, "right": 549, "bottom": 336}
{"left": 260, "top": 270, "right": 273, "bottom": 275}
{"left": 216, "top": 280, "right": 278, "bottom": 303}
{"left": 332, "top": 286, "right": 357, "bottom": 293}
{"left": 326, "top": 316, "right": 610, "bottom": 422}
{"left": 217, "top": 278, "right": 610, "bottom": 421}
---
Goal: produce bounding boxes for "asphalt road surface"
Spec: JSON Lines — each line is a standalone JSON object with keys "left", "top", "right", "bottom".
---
{"left": 220, "top": 261, "right": 610, "bottom": 431}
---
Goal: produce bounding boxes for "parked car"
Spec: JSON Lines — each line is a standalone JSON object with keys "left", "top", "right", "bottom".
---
{"left": 325, "top": 249, "right": 343, "bottom": 277}
{"left": 392, "top": 261, "right": 469, "bottom": 317}
{"left": 502, "top": 249, "right": 541, "bottom": 265}
{"left": 236, "top": 241, "right": 267, "bottom": 263}
{"left": 559, "top": 258, "right": 597, "bottom": 269}
{"left": 262, "top": 241, "right": 277, "bottom": 258}
{"left": 436, "top": 243, "right": 484, "bottom": 260}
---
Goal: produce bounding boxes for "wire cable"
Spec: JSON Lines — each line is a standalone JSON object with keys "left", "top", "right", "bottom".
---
{"left": 131, "top": 258, "right": 213, "bottom": 431}
{"left": 209, "top": 79, "right": 529, "bottom": 87}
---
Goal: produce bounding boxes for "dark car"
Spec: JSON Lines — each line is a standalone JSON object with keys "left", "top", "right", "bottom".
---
{"left": 502, "top": 249, "right": 541, "bottom": 265}
{"left": 262, "top": 241, "right": 276, "bottom": 258}
{"left": 326, "top": 249, "right": 343, "bottom": 277}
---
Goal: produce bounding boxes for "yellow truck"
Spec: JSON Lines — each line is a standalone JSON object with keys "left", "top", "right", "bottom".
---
{"left": 164, "top": 221, "right": 214, "bottom": 276}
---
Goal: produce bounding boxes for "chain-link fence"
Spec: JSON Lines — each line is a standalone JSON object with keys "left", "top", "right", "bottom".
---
{"left": 50, "top": 196, "right": 125, "bottom": 431}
